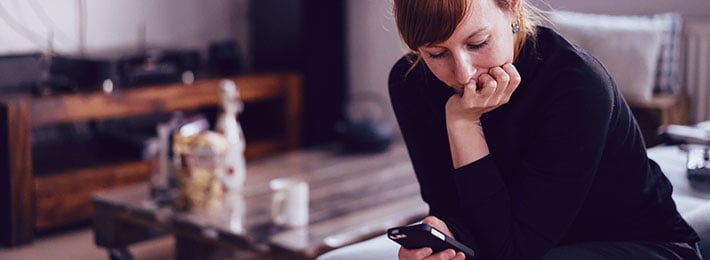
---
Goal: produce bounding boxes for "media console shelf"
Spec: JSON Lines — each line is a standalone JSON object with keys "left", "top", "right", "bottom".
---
{"left": 626, "top": 94, "right": 689, "bottom": 147}
{"left": 0, "top": 72, "right": 302, "bottom": 246}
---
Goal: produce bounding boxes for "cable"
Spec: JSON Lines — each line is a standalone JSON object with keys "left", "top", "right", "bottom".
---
{"left": 77, "top": 0, "right": 86, "bottom": 55}
{"left": 0, "top": 1, "right": 46, "bottom": 50}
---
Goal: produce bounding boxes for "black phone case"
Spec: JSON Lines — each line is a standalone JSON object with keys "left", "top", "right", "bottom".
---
{"left": 387, "top": 223, "right": 476, "bottom": 259}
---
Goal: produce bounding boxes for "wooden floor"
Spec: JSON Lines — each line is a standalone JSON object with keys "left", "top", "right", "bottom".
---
{"left": 0, "top": 226, "right": 174, "bottom": 260}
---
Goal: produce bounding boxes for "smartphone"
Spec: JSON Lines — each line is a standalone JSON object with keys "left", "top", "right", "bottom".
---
{"left": 387, "top": 223, "right": 476, "bottom": 259}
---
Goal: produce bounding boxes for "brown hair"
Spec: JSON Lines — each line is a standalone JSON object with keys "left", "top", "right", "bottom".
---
{"left": 394, "top": 0, "right": 541, "bottom": 68}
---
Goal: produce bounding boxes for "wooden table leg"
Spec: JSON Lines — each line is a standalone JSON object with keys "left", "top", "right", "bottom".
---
{"left": 93, "top": 201, "right": 165, "bottom": 252}
{"left": 0, "top": 101, "right": 34, "bottom": 246}
{"left": 175, "top": 235, "right": 220, "bottom": 260}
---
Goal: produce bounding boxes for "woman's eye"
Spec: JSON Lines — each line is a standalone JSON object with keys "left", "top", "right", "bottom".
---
{"left": 428, "top": 51, "right": 446, "bottom": 59}
{"left": 467, "top": 41, "right": 488, "bottom": 50}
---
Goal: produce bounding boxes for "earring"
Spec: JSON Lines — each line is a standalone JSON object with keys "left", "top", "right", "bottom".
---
{"left": 512, "top": 22, "right": 520, "bottom": 34}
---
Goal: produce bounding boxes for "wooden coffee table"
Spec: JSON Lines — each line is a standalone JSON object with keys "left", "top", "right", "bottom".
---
{"left": 92, "top": 142, "right": 428, "bottom": 260}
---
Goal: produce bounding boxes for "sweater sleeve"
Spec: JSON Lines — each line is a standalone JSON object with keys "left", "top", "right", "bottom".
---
{"left": 449, "top": 66, "right": 615, "bottom": 259}
{"left": 388, "top": 56, "right": 463, "bottom": 217}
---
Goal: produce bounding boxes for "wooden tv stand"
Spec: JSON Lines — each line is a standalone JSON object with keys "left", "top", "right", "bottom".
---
{"left": 0, "top": 73, "right": 302, "bottom": 246}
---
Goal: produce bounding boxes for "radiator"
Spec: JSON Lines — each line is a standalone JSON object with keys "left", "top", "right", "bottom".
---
{"left": 685, "top": 19, "right": 710, "bottom": 123}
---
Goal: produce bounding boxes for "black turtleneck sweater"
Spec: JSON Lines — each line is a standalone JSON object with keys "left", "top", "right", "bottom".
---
{"left": 388, "top": 27, "right": 698, "bottom": 259}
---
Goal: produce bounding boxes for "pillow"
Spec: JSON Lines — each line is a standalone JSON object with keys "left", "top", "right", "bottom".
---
{"left": 548, "top": 11, "right": 665, "bottom": 101}
{"left": 652, "top": 13, "right": 683, "bottom": 95}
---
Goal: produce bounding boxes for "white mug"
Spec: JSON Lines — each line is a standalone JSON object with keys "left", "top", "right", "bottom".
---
{"left": 270, "top": 178, "right": 309, "bottom": 227}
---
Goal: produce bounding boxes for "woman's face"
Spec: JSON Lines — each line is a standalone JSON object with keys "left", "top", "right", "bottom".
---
{"left": 418, "top": 0, "right": 517, "bottom": 92}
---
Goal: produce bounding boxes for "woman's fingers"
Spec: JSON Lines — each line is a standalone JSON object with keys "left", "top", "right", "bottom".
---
{"left": 488, "top": 66, "right": 510, "bottom": 93}
{"left": 399, "top": 246, "right": 433, "bottom": 260}
{"left": 488, "top": 66, "right": 514, "bottom": 104}
{"left": 501, "top": 63, "right": 521, "bottom": 97}
{"left": 462, "top": 80, "right": 478, "bottom": 99}
{"left": 422, "top": 216, "right": 454, "bottom": 237}
{"left": 449, "top": 64, "right": 520, "bottom": 120}
{"left": 454, "top": 252, "right": 466, "bottom": 260}
{"left": 474, "top": 73, "right": 496, "bottom": 104}
{"left": 423, "top": 249, "right": 457, "bottom": 260}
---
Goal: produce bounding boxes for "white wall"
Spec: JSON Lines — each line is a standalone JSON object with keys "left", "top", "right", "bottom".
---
{"left": 345, "top": 0, "right": 405, "bottom": 131}
{"left": 0, "top": 0, "right": 249, "bottom": 60}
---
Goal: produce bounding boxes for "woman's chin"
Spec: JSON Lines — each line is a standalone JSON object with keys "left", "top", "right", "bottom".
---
{"left": 448, "top": 85, "right": 464, "bottom": 93}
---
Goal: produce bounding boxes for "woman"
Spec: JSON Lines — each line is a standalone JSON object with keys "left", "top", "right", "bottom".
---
{"left": 389, "top": 0, "right": 701, "bottom": 259}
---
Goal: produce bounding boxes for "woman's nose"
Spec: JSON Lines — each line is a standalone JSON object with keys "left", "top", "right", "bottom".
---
{"left": 453, "top": 54, "right": 475, "bottom": 86}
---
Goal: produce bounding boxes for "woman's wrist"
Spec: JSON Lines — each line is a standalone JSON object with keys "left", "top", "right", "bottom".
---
{"left": 446, "top": 116, "right": 482, "bottom": 131}
{"left": 446, "top": 117, "right": 489, "bottom": 168}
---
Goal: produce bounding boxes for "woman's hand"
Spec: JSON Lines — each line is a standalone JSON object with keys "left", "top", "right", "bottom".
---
{"left": 445, "top": 63, "right": 520, "bottom": 167}
{"left": 397, "top": 216, "right": 466, "bottom": 260}
{"left": 445, "top": 63, "right": 521, "bottom": 124}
